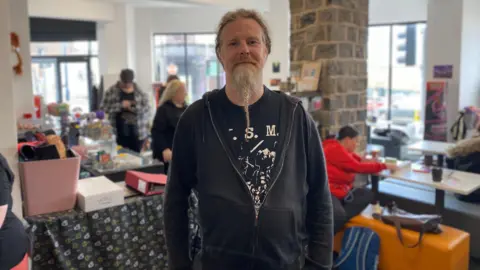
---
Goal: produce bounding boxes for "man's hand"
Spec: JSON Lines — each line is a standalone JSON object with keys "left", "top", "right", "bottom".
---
{"left": 122, "top": 100, "right": 132, "bottom": 109}
{"left": 385, "top": 163, "right": 399, "bottom": 171}
{"left": 163, "top": 148, "right": 173, "bottom": 162}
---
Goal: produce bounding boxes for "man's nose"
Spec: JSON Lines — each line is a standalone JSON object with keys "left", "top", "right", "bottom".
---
{"left": 239, "top": 41, "right": 250, "bottom": 55}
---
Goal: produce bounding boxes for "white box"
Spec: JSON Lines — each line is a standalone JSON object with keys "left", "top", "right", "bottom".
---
{"left": 77, "top": 176, "right": 125, "bottom": 212}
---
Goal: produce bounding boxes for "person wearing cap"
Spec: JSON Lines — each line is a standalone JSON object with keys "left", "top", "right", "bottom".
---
{"left": 101, "top": 69, "right": 151, "bottom": 152}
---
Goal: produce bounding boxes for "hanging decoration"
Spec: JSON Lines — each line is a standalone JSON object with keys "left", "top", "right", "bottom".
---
{"left": 11, "top": 32, "right": 23, "bottom": 75}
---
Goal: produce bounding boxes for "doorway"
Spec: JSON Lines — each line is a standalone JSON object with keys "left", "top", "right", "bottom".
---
{"left": 58, "top": 57, "right": 91, "bottom": 113}
{"left": 31, "top": 41, "right": 98, "bottom": 114}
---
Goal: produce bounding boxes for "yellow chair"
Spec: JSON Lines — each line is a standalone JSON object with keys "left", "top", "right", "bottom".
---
{"left": 334, "top": 205, "right": 470, "bottom": 270}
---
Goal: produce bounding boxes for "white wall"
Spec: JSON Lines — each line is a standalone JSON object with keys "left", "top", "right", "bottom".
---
{"left": 424, "top": 0, "right": 463, "bottom": 141}
{"left": 369, "top": 0, "right": 428, "bottom": 24}
{"left": 177, "top": 0, "right": 270, "bottom": 11}
{"left": 11, "top": 0, "right": 34, "bottom": 119}
{"left": 28, "top": 0, "right": 115, "bottom": 22}
{"left": 459, "top": 0, "right": 480, "bottom": 109}
{"left": 262, "top": 0, "right": 290, "bottom": 90}
{"left": 97, "top": 4, "right": 136, "bottom": 76}
{"left": 134, "top": 2, "right": 290, "bottom": 96}
{"left": 2, "top": 0, "right": 25, "bottom": 218}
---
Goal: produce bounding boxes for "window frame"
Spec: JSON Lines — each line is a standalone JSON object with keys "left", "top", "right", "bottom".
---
{"left": 368, "top": 21, "right": 427, "bottom": 122}
{"left": 30, "top": 40, "right": 99, "bottom": 111}
{"left": 152, "top": 32, "right": 224, "bottom": 101}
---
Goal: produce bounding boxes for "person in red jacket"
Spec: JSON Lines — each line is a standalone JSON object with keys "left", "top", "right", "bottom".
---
{"left": 323, "top": 125, "right": 398, "bottom": 234}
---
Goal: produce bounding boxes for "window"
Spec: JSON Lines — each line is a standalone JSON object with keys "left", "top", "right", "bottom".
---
{"left": 367, "top": 22, "right": 426, "bottom": 138}
{"left": 31, "top": 41, "right": 97, "bottom": 57}
{"left": 31, "top": 41, "right": 99, "bottom": 113}
{"left": 153, "top": 33, "right": 225, "bottom": 104}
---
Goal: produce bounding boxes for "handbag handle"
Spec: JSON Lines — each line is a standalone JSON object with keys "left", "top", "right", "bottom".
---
{"left": 392, "top": 219, "right": 425, "bottom": 248}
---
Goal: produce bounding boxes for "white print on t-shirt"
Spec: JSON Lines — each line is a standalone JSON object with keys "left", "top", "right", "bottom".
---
{"left": 229, "top": 126, "right": 279, "bottom": 209}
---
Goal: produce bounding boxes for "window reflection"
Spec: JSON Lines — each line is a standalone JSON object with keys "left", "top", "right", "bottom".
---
{"left": 153, "top": 33, "right": 225, "bottom": 104}
{"left": 367, "top": 23, "right": 426, "bottom": 140}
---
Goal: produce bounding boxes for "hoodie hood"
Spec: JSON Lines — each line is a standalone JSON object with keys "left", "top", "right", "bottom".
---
{"left": 322, "top": 139, "right": 343, "bottom": 151}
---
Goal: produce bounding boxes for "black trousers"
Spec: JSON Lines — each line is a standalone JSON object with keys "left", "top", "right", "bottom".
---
{"left": 332, "top": 188, "right": 374, "bottom": 234}
{"left": 117, "top": 134, "right": 144, "bottom": 153}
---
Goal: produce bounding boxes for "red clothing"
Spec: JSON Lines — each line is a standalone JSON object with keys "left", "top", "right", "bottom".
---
{"left": 322, "top": 139, "right": 387, "bottom": 199}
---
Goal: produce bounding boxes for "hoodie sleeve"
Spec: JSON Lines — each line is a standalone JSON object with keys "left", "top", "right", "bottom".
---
{"left": 100, "top": 86, "right": 121, "bottom": 116}
{"left": 333, "top": 148, "right": 387, "bottom": 174}
{"left": 304, "top": 113, "right": 333, "bottom": 270}
{"left": 164, "top": 107, "right": 197, "bottom": 270}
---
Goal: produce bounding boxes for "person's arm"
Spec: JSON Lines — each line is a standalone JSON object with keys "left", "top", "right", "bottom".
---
{"left": 164, "top": 109, "right": 197, "bottom": 270}
{"left": 0, "top": 168, "right": 10, "bottom": 229}
{"left": 351, "top": 153, "right": 362, "bottom": 162}
{"left": 334, "top": 150, "right": 387, "bottom": 174}
{"left": 100, "top": 87, "right": 122, "bottom": 116}
{"left": 137, "top": 89, "right": 152, "bottom": 117}
{"left": 305, "top": 114, "right": 333, "bottom": 270}
{"left": 151, "top": 107, "right": 170, "bottom": 158}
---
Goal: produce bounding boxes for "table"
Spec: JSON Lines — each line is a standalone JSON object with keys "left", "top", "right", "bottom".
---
{"left": 25, "top": 194, "right": 200, "bottom": 270}
{"left": 81, "top": 149, "right": 164, "bottom": 182}
{"left": 408, "top": 140, "right": 455, "bottom": 167}
{"left": 371, "top": 164, "right": 480, "bottom": 214}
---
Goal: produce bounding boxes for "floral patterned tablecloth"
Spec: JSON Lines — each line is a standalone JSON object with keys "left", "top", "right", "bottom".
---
{"left": 25, "top": 194, "right": 180, "bottom": 270}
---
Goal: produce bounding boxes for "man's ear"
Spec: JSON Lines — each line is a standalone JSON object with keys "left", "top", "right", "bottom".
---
{"left": 216, "top": 49, "right": 224, "bottom": 67}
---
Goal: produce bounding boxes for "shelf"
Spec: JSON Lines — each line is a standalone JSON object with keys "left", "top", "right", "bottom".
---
{"left": 287, "top": 91, "right": 322, "bottom": 98}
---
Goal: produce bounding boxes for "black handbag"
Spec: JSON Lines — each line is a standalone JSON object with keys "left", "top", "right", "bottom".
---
{"left": 373, "top": 202, "right": 442, "bottom": 248}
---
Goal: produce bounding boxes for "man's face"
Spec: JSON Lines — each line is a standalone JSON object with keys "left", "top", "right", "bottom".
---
{"left": 344, "top": 137, "right": 359, "bottom": 153}
{"left": 121, "top": 82, "right": 134, "bottom": 90}
{"left": 217, "top": 18, "right": 269, "bottom": 82}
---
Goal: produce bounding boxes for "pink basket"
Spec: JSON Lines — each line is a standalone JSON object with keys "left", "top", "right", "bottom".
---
{"left": 19, "top": 154, "right": 80, "bottom": 216}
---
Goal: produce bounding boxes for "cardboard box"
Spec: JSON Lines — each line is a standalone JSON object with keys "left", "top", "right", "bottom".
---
{"left": 77, "top": 176, "right": 124, "bottom": 212}
{"left": 19, "top": 151, "right": 80, "bottom": 216}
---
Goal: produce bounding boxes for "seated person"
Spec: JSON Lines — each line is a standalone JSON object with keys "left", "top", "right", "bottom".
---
{"left": 446, "top": 126, "right": 480, "bottom": 202}
{"left": 323, "top": 125, "right": 398, "bottom": 234}
{"left": 0, "top": 154, "right": 29, "bottom": 269}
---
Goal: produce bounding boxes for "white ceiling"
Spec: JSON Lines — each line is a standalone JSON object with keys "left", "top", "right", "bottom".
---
{"left": 87, "top": 0, "right": 202, "bottom": 8}
{"left": 88, "top": 0, "right": 270, "bottom": 10}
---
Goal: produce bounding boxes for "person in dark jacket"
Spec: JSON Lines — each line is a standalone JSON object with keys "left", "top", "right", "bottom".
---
{"left": 164, "top": 9, "right": 333, "bottom": 270}
{"left": 323, "top": 125, "right": 398, "bottom": 234}
{"left": 151, "top": 79, "right": 187, "bottom": 173}
{"left": 0, "top": 154, "right": 29, "bottom": 269}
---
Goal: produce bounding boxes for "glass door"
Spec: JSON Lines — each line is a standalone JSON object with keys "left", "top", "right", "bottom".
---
{"left": 58, "top": 57, "right": 91, "bottom": 113}
{"left": 31, "top": 58, "right": 58, "bottom": 104}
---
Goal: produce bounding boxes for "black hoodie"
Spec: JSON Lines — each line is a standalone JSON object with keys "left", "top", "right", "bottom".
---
{"left": 164, "top": 88, "right": 333, "bottom": 270}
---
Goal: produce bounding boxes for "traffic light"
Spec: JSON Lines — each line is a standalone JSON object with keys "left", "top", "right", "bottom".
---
{"left": 396, "top": 25, "right": 417, "bottom": 66}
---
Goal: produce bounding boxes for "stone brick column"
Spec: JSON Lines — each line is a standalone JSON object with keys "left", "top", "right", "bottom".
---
{"left": 290, "top": 0, "right": 369, "bottom": 149}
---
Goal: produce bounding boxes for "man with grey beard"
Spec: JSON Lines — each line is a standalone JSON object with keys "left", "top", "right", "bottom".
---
{"left": 164, "top": 8, "right": 333, "bottom": 270}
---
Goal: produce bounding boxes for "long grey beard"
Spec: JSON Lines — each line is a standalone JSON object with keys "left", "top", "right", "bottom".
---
{"left": 232, "top": 66, "right": 258, "bottom": 138}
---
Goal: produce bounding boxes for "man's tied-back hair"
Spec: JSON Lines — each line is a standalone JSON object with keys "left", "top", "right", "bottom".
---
{"left": 215, "top": 9, "right": 272, "bottom": 56}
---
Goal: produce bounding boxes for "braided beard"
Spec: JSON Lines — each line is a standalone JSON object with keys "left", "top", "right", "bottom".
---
{"left": 232, "top": 64, "right": 259, "bottom": 140}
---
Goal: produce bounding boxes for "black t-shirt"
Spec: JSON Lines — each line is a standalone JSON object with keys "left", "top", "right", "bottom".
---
{"left": 119, "top": 91, "right": 136, "bottom": 124}
{"left": 116, "top": 91, "right": 138, "bottom": 140}
{"left": 0, "top": 154, "right": 28, "bottom": 268}
{"left": 213, "top": 89, "right": 282, "bottom": 212}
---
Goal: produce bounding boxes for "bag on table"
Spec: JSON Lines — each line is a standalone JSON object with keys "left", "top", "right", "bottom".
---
{"left": 372, "top": 201, "right": 442, "bottom": 248}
